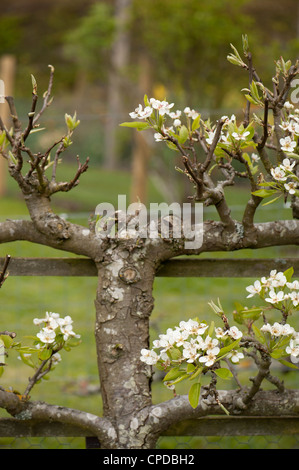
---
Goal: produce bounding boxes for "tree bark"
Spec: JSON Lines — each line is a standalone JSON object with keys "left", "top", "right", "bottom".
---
{"left": 93, "top": 241, "right": 157, "bottom": 447}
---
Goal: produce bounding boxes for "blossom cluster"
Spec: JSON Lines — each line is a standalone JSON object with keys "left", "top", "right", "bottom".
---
{"left": 269, "top": 157, "right": 299, "bottom": 195}
{"left": 267, "top": 102, "right": 299, "bottom": 195}
{"left": 246, "top": 269, "right": 299, "bottom": 309}
{"left": 128, "top": 97, "right": 200, "bottom": 143}
{"left": 280, "top": 101, "right": 299, "bottom": 141}
{"left": 140, "top": 318, "right": 243, "bottom": 369}
{"left": 126, "top": 97, "right": 259, "bottom": 169}
{"left": 246, "top": 269, "right": 299, "bottom": 363}
{"left": 34, "top": 311, "right": 80, "bottom": 344}
{"left": 260, "top": 322, "right": 299, "bottom": 363}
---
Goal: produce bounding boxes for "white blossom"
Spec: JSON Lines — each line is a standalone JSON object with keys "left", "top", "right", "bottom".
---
{"left": 140, "top": 348, "right": 159, "bottom": 365}
{"left": 279, "top": 136, "right": 296, "bottom": 152}
{"left": 284, "top": 101, "right": 294, "bottom": 110}
{"left": 37, "top": 327, "right": 56, "bottom": 344}
{"left": 270, "top": 322, "right": 284, "bottom": 337}
{"left": 280, "top": 158, "right": 296, "bottom": 172}
{"left": 201, "top": 335, "right": 219, "bottom": 351}
{"left": 286, "top": 339, "right": 299, "bottom": 358}
{"left": 251, "top": 153, "right": 260, "bottom": 163}
{"left": 198, "top": 347, "right": 220, "bottom": 367}
{"left": 227, "top": 350, "right": 244, "bottom": 363}
{"left": 265, "top": 290, "right": 285, "bottom": 304}
{"left": 290, "top": 291, "right": 299, "bottom": 307}
{"left": 260, "top": 323, "right": 272, "bottom": 334}
{"left": 206, "top": 131, "right": 216, "bottom": 145}
{"left": 215, "top": 327, "right": 228, "bottom": 339}
{"left": 150, "top": 98, "right": 174, "bottom": 116}
{"left": 173, "top": 118, "right": 181, "bottom": 127}
{"left": 182, "top": 345, "right": 200, "bottom": 363}
{"left": 281, "top": 324, "right": 295, "bottom": 336}
{"left": 284, "top": 181, "right": 297, "bottom": 195}
{"left": 231, "top": 130, "right": 250, "bottom": 141}
{"left": 246, "top": 280, "right": 262, "bottom": 298}
{"left": 129, "top": 104, "right": 153, "bottom": 120}
{"left": 286, "top": 280, "right": 299, "bottom": 290}
{"left": 179, "top": 319, "right": 204, "bottom": 335}
{"left": 228, "top": 326, "right": 243, "bottom": 340}
{"left": 183, "top": 107, "right": 199, "bottom": 119}
{"left": 270, "top": 166, "right": 287, "bottom": 181}
{"left": 169, "top": 110, "right": 182, "bottom": 119}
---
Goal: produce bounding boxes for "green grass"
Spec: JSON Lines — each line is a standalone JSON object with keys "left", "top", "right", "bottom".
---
{"left": 1, "top": 165, "right": 299, "bottom": 449}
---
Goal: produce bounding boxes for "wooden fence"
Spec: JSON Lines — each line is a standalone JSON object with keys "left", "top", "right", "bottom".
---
{"left": 1, "top": 256, "right": 299, "bottom": 448}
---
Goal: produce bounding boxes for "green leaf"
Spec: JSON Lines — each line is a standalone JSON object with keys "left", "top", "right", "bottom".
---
{"left": 38, "top": 348, "right": 52, "bottom": 361}
{"left": 170, "top": 373, "right": 190, "bottom": 385}
{"left": 192, "top": 114, "right": 201, "bottom": 131}
{"left": 278, "top": 359, "right": 298, "bottom": 369}
{"left": 144, "top": 94, "right": 150, "bottom": 107}
{"left": 233, "top": 302, "right": 246, "bottom": 325}
{"left": 189, "top": 367, "right": 203, "bottom": 381}
{"left": 218, "top": 339, "right": 241, "bottom": 360}
{"left": 119, "top": 122, "right": 150, "bottom": 131}
{"left": 214, "top": 368, "right": 233, "bottom": 380}
{"left": 31, "top": 74, "right": 37, "bottom": 94}
{"left": 0, "top": 335, "right": 14, "bottom": 349}
{"left": 250, "top": 81, "right": 261, "bottom": 101}
{"left": 252, "top": 324, "right": 266, "bottom": 344}
{"left": 227, "top": 54, "right": 243, "bottom": 67}
{"left": 186, "top": 363, "right": 195, "bottom": 373}
{"left": 163, "top": 367, "right": 184, "bottom": 382}
{"left": 168, "top": 347, "right": 182, "bottom": 361}
{"left": 65, "top": 337, "right": 81, "bottom": 348}
{"left": 251, "top": 189, "right": 278, "bottom": 198}
{"left": 262, "top": 195, "right": 282, "bottom": 206}
{"left": 283, "top": 267, "right": 294, "bottom": 283}
{"left": 241, "top": 307, "right": 263, "bottom": 321}
{"left": 245, "top": 94, "right": 260, "bottom": 105}
{"left": 0, "top": 366, "right": 4, "bottom": 378}
{"left": 166, "top": 141, "right": 179, "bottom": 151}
{"left": 178, "top": 125, "right": 189, "bottom": 144}
{"left": 188, "top": 382, "right": 201, "bottom": 409}
{"left": 207, "top": 320, "right": 215, "bottom": 338}
{"left": 270, "top": 349, "right": 285, "bottom": 359}
{"left": 242, "top": 34, "right": 249, "bottom": 55}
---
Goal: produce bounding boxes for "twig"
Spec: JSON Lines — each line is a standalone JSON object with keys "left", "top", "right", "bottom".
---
{"left": 23, "top": 358, "right": 52, "bottom": 397}
{"left": 5, "top": 96, "right": 22, "bottom": 137}
{"left": 201, "top": 119, "right": 224, "bottom": 173}
{"left": 22, "top": 93, "right": 38, "bottom": 142}
{"left": 0, "top": 330, "right": 16, "bottom": 339}
{"left": 33, "top": 65, "right": 55, "bottom": 125}
{"left": 257, "top": 99, "right": 269, "bottom": 151}
{"left": 244, "top": 52, "right": 253, "bottom": 128}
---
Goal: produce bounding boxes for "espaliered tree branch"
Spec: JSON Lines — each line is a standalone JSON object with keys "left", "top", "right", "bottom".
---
{"left": 0, "top": 69, "right": 90, "bottom": 243}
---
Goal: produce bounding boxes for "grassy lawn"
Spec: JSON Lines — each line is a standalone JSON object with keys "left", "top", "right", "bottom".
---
{"left": 0, "top": 164, "right": 298, "bottom": 449}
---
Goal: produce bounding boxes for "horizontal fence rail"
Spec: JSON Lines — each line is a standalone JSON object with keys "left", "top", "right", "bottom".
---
{"left": 1, "top": 257, "right": 299, "bottom": 277}
{"left": 1, "top": 255, "right": 299, "bottom": 446}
